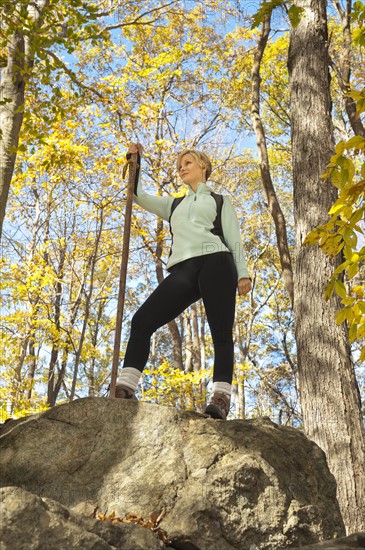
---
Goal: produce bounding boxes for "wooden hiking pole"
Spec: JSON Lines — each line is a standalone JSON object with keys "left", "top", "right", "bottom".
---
{"left": 109, "top": 149, "right": 140, "bottom": 398}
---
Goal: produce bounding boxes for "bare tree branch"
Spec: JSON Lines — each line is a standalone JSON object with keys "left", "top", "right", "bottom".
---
{"left": 330, "top": 0, "right": 365, "bottom": 136}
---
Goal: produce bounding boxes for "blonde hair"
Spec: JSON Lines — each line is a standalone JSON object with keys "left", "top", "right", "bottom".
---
{"left": 176, "top": 149, "right": 212, "bottom": 180}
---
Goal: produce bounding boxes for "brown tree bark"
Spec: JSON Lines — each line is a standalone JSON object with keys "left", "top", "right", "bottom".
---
{"left": 251, "top": 14, "right": 294, "bottom": 307}
{"left": 70, "top": 211, "right": 104, "bottom": 400}
{"left": 199, "top": 301, "right": 206, "bottom": 371}
{"left": 10, "top": 188, "right": 43, "bottom": 408}
{"left": 48, "top": 260, "right": 84, "bottom": 407}
{"left": 0, "top": 1, "right": 49, "bottom": 239}
{"left": 88, "top": 298, "right": 105, "bottom": 396}
{"left": 331, "top": 0, "right": 365, "bottom": 137}
{"left": 288, "top": 0, "right": 365, "bottom": 532}
{"left": 191, "top": 302, "right": 201, "bottom": 372}
{"left": 47, "top": 238, "right": 67, "bottom": 405}
{"left": 26, "top": 334, "right": 37, "bottom": 401}
{"left": 183, "top": 310, "right": 193, "bottom": 373}
{"left": 234, "top": 322, "right": 246, "bottom": 419}
{"left": 0, "top": 30, "right": 25, "bottom": 240}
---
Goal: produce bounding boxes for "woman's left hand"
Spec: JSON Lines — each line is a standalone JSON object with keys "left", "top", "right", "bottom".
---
{"left": 237, "top": 278, "right": 252, "bottom": 296}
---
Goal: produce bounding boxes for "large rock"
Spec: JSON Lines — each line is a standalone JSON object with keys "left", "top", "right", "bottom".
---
{"left": 291, "top": 532, "right": 365, "bottom": 549}
{"left": 0, "top": 397, "right": 345, "bottom": 549}
{"left": 0, "top": 485, "right": 164, "bottom": 550}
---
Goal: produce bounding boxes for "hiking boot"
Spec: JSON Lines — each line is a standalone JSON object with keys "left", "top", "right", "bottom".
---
{"left": 204, "top": 392, "right": 230, "bottom": 420}
{"left": 115, "top": 385, "right": 138, "bottom": 400}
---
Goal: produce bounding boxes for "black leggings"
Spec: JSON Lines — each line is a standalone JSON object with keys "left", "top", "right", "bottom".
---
{"left": 123, "top": 251, "right": 237, "bottom": 383}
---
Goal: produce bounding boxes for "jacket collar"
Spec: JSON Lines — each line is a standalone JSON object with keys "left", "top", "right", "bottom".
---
{"left": 187, "top": 182, "right": 211, "bottom": 195}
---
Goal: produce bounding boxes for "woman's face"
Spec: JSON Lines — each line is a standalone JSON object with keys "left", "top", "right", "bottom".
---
{"left": 178, "top": 154, "right": 206, "bottom": 186}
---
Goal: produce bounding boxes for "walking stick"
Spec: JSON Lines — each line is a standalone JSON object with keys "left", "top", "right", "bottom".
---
{"left": 109, "top": 149, "right": 140, "bottom": 398}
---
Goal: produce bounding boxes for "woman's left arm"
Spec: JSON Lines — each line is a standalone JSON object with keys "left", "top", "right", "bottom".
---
{"left": 221, "top": 196, "right": 252, "bottom": 295}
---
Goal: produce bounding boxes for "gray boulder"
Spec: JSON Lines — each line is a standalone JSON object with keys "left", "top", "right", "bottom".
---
{"left": 0, "top": 485, "right": 164, "bottom": 549}
{"left": 291, "top": 532, "right": 365, "bottom": 549}
{"left": 0, "top": 397, "right": 346, "bottom": 549}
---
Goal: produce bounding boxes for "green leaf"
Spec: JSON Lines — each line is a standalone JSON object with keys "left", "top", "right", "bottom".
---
{"left": 358, "top": 302, "right": 365, "bottom": 314}
{"left": 357, "top": 323, "right": 365, "bottom": 339}
{"left": 349, "top": 323, "right": 358, "bottom": 343}
{"left": 334, "top": 281, "right": 347, "bottom": 299}
{"left": 345, "top": 158, "right": 356, "bottom": 182}
{"left": 328, "top": 201, "right": 345, "bottom": 214}
{"left": 345, "top": 135, "right": 365, "bottom": 149}
{"left": 350, "top": 210, "right": 363, "bottom": 224}
{"left": 342, "top": 205, "right": 353, "bottom": 220}
{"left": 331, "top": 168, "right": 344, "bottom": 188}
{"left": 251, "top": 0, "right": 284, "bottom": 29}
{"left": 349, "top": 89, "right": 364, "bottom": 101}
{"left": 324, "top": 281, "right": 335, "bottom": 301}
{"left": 356, "top": 97, "right": 365, "bottom": 114}
{"left": 348, "top": 262, "right": 359, "bottom": 280}
{"left": 343, "top": 228, "right": 357, "bottom": 248}
{"left": 287, "top": 5, "right": 305, "bottom": 27}
{"left": 303, "top": 229, "right": 321, "bottom": 246}
{"left": 336, "top": 307, "right": 349, "bottom": 325}
{"left": 341, "top": 296, "right": 355, "bottom": 306}
{"left": 335, "top": 141, "right": 346, "bottom": 155}
{"left": 321, "top": 235, "right": 343, "bottom": 256}
{"left": 328, "top": 202, "right": 345, "bottom": 215}
{"left": 343, "top": 245, "right": 353, "bottom": 260}
{"left": 334, "top": 260, "right": 350, "bottom": 275}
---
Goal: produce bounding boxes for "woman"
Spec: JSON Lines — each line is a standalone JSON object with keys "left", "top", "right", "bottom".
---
{"left": 115, "top": 143, "right": 252, "bottom": 420}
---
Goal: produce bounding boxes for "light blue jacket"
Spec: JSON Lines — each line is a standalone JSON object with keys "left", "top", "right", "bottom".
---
{"left": 134, "top": 178, "right": 249, "bottom": 281}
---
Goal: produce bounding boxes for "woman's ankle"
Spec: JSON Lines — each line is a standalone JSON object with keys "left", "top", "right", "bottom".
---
{"left": 212, "top": 381, "right": 231, "bottom": 398}
{"left": 116, "top": 366, "right": 142, "bottom": 393}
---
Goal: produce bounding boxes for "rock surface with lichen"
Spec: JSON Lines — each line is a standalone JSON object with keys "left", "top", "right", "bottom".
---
{"left": 0, "top": 397, "right": 349, "bottom": 549}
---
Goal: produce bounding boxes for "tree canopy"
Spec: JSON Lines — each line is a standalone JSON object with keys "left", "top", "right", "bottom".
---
{"left": 1, "top": 0, "right": 365, "bottom": 530}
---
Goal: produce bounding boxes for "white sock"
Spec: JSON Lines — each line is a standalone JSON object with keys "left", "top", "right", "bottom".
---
{"left": 116, "top": 367, "right": 141, "bottom": 392}
{"left": 212, "top": 382, "right": 231, "bottom": 397}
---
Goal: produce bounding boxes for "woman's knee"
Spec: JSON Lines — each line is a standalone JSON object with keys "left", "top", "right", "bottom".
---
{"left": 130, "top": 309, "right": 154, "bottom": 335}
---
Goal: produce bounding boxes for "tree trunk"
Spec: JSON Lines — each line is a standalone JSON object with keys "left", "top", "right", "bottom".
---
{"left": 191, "top": 302, "right": 201, "bottom": 372}
{"left": 47, "top": 244, "right": 66, "bottom": 405}
{"left": 70, "top": 211, "right": 104, "bottom": 401}
{"left": 288, "top": 0, "right": 365, "bottom": 532}
{"left": 10, "top": 335, "right": 29, "bottom": 415}
{"left": 0, "top": 30, "right": 25, "bottom": 239}
{"left": 48, "top": 260, "right": 84, "bottom": 407}
{"left": 151, "top": 332, "right": 157, "bottom": 370}
{"left": 234, "top": 322, "right": 246, "bottom": 419}
{"left": 191, "top": 301, "right": 205, "bottom": 408}
{"left": 251, "top": 14, "right": 294, "bottom": 306}
{"left": 184, "top": 310, "right": 193, "bottom": 373}
{"left": 0, "top": 1, "right": 48, "bottom": 239}
{"left": 26, "top": 331, "right": 37, "bottom": 401}
{"left": 199, "top": 301, "right": 206, "bottom": 371}
{"left": 88, "top": 298, "right": 104, "bottom": 396}
{"left": 331, "top": 0, "right": 365, "bottom": 137}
